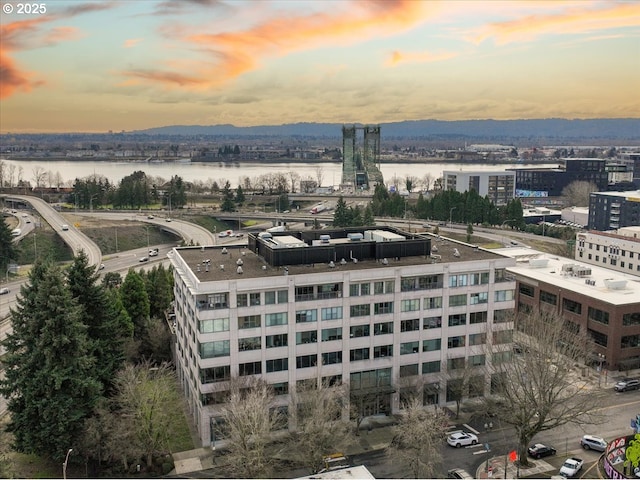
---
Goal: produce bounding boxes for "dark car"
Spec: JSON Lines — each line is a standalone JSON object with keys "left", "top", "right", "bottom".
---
{"left": 614, "top": 378, "right": 639, "bottom": 392}
{"left": 528, "top": 443, "right": 557, "bottom": 459}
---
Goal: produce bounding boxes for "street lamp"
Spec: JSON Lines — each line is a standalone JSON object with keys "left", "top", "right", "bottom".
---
{"left": 62, "top": 448, "right": 73, "bottom": 479}
{"left": 449, "top": 207, "right": 457, "bottom": 228}
{"left": 598, "top": 353, "right": 606, "bottom": 388}
{"left": 89, "top": 193, "right": 99, "bottom": 213}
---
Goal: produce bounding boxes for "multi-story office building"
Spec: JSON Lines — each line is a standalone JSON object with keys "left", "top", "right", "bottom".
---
{"left": 503, "top": 248, "right": 640, "bottom": 371}
{"left": 168, "top": 227, "right": 516, "bottom": 447}
{"left": 514, "top": 158, "right": 608, "bottom": 197}
{"left": 443, "top": 170, "right": 515, "bottom": 205}
{"left": 588, "top": 190, "right": 640, "bottom": 231}
{"left": 576, "top": 228, "right": 640, "bottom": 277}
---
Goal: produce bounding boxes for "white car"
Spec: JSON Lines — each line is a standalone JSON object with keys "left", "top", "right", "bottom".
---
{"left": 447, "top": 431, "right": 479, "bottom": 448}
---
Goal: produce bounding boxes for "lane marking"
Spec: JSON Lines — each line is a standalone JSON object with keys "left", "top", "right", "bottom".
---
{"left": 463, "top": 423, "right": 480, "bottom": 434}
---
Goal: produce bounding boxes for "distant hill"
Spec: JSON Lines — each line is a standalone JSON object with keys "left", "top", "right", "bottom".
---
{"left": 134, "top": 118, "right": 640, "bottom": 142}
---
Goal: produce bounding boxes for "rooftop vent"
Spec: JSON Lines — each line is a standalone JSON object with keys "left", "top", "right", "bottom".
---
{"left": 432, "top": 245, "right": 438, "bottom": 252}
{"left": 328, "top": 261, "right": 336, "bottom": 268}
{"left": 261, "top": 265, "right": 267, "bottom": 271}
{"left": 236, "top": 266, "right": 243, "bottom": 274}
{"left": 604, "top": 278, "right": 627, "bottom": 290}
{"left": 220, "top": 264, "right": 225, "bottom": 270}
{"left": 201, "top": 246, "right": 205, "bottom": 252}
{"left": 340, "top": 258, "right": 347, "bottom": 265}
{"left": 453, "top": 248, "right": 460, "bottom": 257}
{"left": 221, "top": 248, "right": 228, "bottom": 254}
{"left": 236, "top": 258, "right": 244, "bottom": 266}
{"left": 381, "top": 258, "right": 388, "bottom": 265}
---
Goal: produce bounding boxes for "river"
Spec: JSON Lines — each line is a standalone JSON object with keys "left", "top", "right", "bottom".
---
{"left": 0, "top": 158, "right": 558, "bottom": 188}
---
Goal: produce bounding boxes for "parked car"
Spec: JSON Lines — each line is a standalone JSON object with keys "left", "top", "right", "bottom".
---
{"left": 0, "top": 287, "right": 9, "bottom": 295}
{"left": 559, "top": 457, "right": 583, "bottom": 478}
{"left": 447, "top": 468, "right": 474, "bottom": 479}
{"left": 528, "top": 443, "right": 557, "bottom": 459}
{"left": 447, "top": 431, "right": 478, "bottom": 448}
{"left": 147, "top": 215, "right": 155, "bottom": 219}
{"left": 614, "top": 378, "right": 639, "bottom": 392}
{"left": 580, "top": 435, "right": 607, "bottom": 452}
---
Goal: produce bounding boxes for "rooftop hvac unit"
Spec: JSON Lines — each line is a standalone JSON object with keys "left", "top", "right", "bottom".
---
{"left": 604, "top": 278, "right": 627, "bottom": 290}
{"left": 347, "top": 233, "right": 364, "bottom": 241}
{"left": 237, "top": 266, "right": 243, "bottom": 274}
{"left": 320, "top": 234, "right": 331, "bottom": 243}
{"left": 529, "top": 258, "right": 549, "bottom": 268}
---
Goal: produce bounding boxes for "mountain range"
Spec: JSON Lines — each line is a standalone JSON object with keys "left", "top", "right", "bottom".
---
{"left": 134, "top": 118, "right": 640, "bottom": 142}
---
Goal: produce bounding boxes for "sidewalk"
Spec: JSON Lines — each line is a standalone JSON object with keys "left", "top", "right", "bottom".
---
{"left": 475, "top": 456, "right": 555, "bottom": 479}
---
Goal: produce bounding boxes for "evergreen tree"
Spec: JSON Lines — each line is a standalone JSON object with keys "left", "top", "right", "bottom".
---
{"left": 220, "top": 181, "right": 235, "bottom": 212}
{"left": 66, "top": 252, "right": 129, "bottom": 392}
{"left": 0, "top": 218, "right": 19, "bottom": 274}
{"left": 143, "top": 264, "right": 173, "bottom": 320}
{"left": 120, "top": 269, "right": 150, "bottom": 341}
{"left": 0, "top": 261, "right": 101, "bottom": 462}
{"left": 362, "top": 205, "right": 375, "bottom": 226}
{"left": 235, "top": 185, "right": 245, "bottom": 205}
{"left": 333, "top": 196, "right": 349, "bottom": 227}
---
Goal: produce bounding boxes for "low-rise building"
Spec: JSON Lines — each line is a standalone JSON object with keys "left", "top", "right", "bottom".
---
{"left": 588, "top": 190, "right": 640, "bottom": 231}
{"left": 168, "top": 227, "right": 516, "bottom": 447}
{"left": 443, "top": 170, "right": 515, "bottom": 205}
{"left": 576, "top": 228, "right": 640, "bottom": 277}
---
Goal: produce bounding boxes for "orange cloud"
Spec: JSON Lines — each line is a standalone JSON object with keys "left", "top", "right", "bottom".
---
{"left": 385, "top": 49, "right": 459, "bottom": 67}
{"left": 471, "top": 2, "right": 640, "bottom": 45}
{"left": 123, "top": 38, "right": 143, "bottom": 48}
{"left": 121, "top": 0, "right": 434, "bottom": 90}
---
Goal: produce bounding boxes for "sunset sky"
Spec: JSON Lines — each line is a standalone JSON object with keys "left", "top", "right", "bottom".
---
{"left": 1, "top": 0, "right": 638, "bottom": 133}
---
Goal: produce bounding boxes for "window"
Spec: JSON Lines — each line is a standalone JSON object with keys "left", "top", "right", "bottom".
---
{"left": 448, "top": 335, "right": 466, "bottom": 348}
{"left": 469, "top": 333, "right": 486, "bottom": 346}
{"left": 563, "top": 298, "right": 582, "bottom": 315}
{"left": 200, "top": 365, "right": 230, "bottom": 384}
{"left": 401, "top": 318, "right": 420, "bottom": 332}
{"left": 401, "top": 341, "right": 420, "bottom": 355}
{"left": 623, "top": 313, "right": 640, "bottom": 326}
{"left": 449, "top": 274, "right": 468, "bottom": 287}
{"left": 494, "top": 269, "right": 511, "bottom": 283}
{"left": 238, "top": 336, "right": 261, "bottom": 351}
{"left": 295, "top": 286, "right": 314, "bottom": 301}
{"left": 265, "top": 312, "right": 287, "bottom": 326}
{"left": 495, "top": 290, "right": 514, "bottom": 302}
{"left": 494, "top": 309, "right": 512, "bottom": 323}
{"left": 423, "top": 316, "right": 442, "bottom": 329}
{"left": 199, "top": 340, "right": 230, "bottom": 358}
{"left": 237, "top": 294, "right": 248, "bottom": 307}
{"left": 322, "top": 375, "right": 342, "bottom": 387}
{"left": 447, "top": 357, "right": 466, "bottom": 370}
{"left": 401, "top": 299, "right": 420, "bottom": 312}
{"left": 321, "top": 327, "right": 342, "bottom": 342}
{"left": 588, "top": 329, "right": 608, "bottom": 347}
{"left": 239, "top": 361, "right": 262, "bottom": 376}
{"left": 469, "top": 354, "right": 486, "bottom": 367}
{"left": 449, "top": 294, "right": 467, "bottom": 307}
{"left": 209, "top": 293, "right": 229, "bottom": 309}
{"left": 374, "top": 280, "right": 395, "bottom": 294}
{"left": 199, "top": 318, "right": 229, "bottom": 333}
{"left": 470, "top": 292, "right": 488, "bottom": 305}
{"left": 540, "top": 290, "right": 557, "bottom": 305}
{"left": 296, "top": 330, "right": 318, "bottom": 345}
{"left": 265, "top": 334, "right": 288, "bottom": 348}
{"left": 448, "top": 313, "right": 467, "bottom": 327}
{"left": 296, "top": 309, "right": 317, "bottom": 323}
{"left": 266, "top": 358, "right": 288, "bottom": 372}
{"left": 238, "top": 315, "right": 261, "bottom": 329}
{"left": 272, "top": 382, "right": 289, "bottom": 395}
{"left": 350, "top": 368, "right": 392, "bottom": 390}
{"left": 296, "top": 354, "right": 317, "bottom": 368}
{"left": 249, "top": 293, "right": 261, "bottom": 306}
{"left": 469, "top": 272, "right": 490, "bottom": 285}
{"left": 350, "top": 324, "right": 370, "bottom": 338}
{"left": 350, "top": 304, "right": 370, "bottom": 317}
{"left": 519, "top": 284, "right": 535, "bottom": 297}
{"left": 424, "top": 296, "right": 443, "bottom": 309}
{"left": 423, "top": 338, "right": 441, "bottom": 352}
{"left": 265, "top": 289, "right": 288, "bottom": 305}
{"left": 350, "top": 348, "right": 370, "bottom": 361}
{"left": 374, "top": 321, "right": 393, "bottom": 335}
{"left": 588, "top": 307, "right": 609, "bottom": 325}
{"left": 422, "top": 360, "right": 441, "bottom": 374}
{"left": 350, "top": 282, "right": 370, "bottom": 297}
{"left": 400, "top": 364, "right": 419, "bottom": 377}
{"left": 621, "top": 334, "right": 640, "bottom": 349}
{"left": 470, "top": 311, "right": 487, "bottom": 324}
{"left": 492, "top": 351, "right": 512, "bottom": 364}
{"left": 374, "top": 302, "right": 394, "bottom": 315}
{"left": 321, "top": 306, "right": 343, "bottom": 321}
{"left": 401, "top": 274, "right": 443, "bottom": 291}
{"left": 322, "top": 351, "right": 342, "bottom": 365}
{"left": 374, "top": 345, "right": 393, "bottom": 358}
{"left": 493, "top": 330, "right": 513, "bottom": 344}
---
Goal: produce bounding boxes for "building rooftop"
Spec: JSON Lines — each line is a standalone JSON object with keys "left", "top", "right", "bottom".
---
{"left": 497, "top": 247, "right": 640, "bottom": 306}
{"left": 582, "top": 228, "right": 640, "bottom": 242}
{"left": 590, "top": 190, "right": 640, "bottom": 199}
{"left": 171, "top": 228, "right": 502, "bottom": 283}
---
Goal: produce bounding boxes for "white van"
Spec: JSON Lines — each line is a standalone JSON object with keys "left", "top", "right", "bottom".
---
{"left": 61, "top": 224, "right": 69, "bottom": 231}
{"left": 11, "top": 228, "right": 21, "bottom": 236}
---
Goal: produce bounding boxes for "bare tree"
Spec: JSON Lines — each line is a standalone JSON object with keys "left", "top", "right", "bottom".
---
{"left": 421, "top": 173, "right": 434, "bottom": 193}
{"left": 0, "top": 160, "right": 5, "bottom": 188}
{"left": 217, "top": 377, "right": 285, "bottom": 478}
{"left": 288, "top": 170, "right": 300, "bottom": 193}
{"left": 315, "top": 166, "right": 324, "bottom": 188}
{"left": 288, "top": 380, "right": 353, "bottom": 474}
{"left": 111, "top": 361, "right": 184, "bottom": 470}
{"left": 387, "top": 398, "right": 449, "bottom": 478}
{"left": 8, "top": 164, "right": 16, "bottom": 187}
{"left": 404, "top": 175, "right": 419, "bottom": 193}
{"left": 485, "top": 310, "right": 605, "bottom": 467}
{"left": 561, "top": 181, "right": 598, "bottom": 207}
{"left": 32, "top": 166, "right": 46, "bottom": 190}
